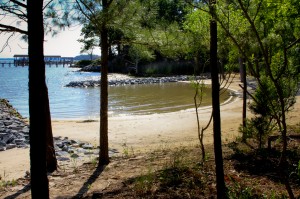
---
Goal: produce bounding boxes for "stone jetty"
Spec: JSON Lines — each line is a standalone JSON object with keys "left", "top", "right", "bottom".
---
{"left": 0, "top": 99, "right": 119, "bottom": 161}
{"left": 0, "top": 99, "right": 29, "bottom": 151}
{"left": 65, "top": 75, "right": 208, "bottom": 88}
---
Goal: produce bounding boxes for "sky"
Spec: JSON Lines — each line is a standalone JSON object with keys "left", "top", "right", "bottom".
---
{"left": 0, "top": 25, "right": 101, "bottom": 58}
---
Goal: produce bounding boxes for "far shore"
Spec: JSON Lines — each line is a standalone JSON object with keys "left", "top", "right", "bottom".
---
{"left": 0, "top": 76, "right": 299, "bottom": 181}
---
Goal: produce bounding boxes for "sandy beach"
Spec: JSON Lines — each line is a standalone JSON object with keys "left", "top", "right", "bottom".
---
{"left": 0, "top": 77, "right": 299, "bottom": 181}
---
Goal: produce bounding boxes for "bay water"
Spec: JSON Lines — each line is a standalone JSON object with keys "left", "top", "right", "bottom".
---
{"left": 0, "top": 60, "right": 223, "bottom": 119}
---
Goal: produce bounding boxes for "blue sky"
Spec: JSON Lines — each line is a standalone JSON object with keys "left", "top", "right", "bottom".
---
{"left": 0, "top": 26, "right": 101, "bottom": 58}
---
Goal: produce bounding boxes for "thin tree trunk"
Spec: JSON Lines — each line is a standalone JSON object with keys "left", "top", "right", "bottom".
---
{"left": 210, "top": 0, "right": 226, "bottom": 197}
{"left": 279, "top": 96, "right": 295, "bottom": 199}
{"left": 241, "top": 58, "right": 247, "bottom": 141}
{"left": 45, "top": 100, "right": 57, "bottom": 173}
{"left": 27, "top": 0, "right": 49, "bottom": 197}
{"left": 99, "top": 0, "right": 110, "bottom": 166}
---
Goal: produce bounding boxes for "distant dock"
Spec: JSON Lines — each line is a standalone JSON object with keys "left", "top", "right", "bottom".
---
{"left": 0, "top": 55, "right": 74, "bottom": 67}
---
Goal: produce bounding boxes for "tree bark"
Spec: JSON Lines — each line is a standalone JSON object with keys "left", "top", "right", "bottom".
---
{"left": 27, "top": 0, "right": 49, "bottom": 197}
{"left": 240, "top": 57, "right": 247, "bottom": 141}
{"left": 99, "top": 0, "right": 110, "bottom": 166}
{"left": 45, "top": 100, "right": 57, "bottom": 173}
{"left": 210, "top": 0, "right": 226, "bottom": 197}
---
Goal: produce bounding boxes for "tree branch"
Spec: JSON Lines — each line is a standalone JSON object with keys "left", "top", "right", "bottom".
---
{"left": 0, "top": 5, "right": 27, "bottom": 21}
{"left": 43, "top": 0, "right": 54, "bottom": 11}
{"left": 285, "top": 37, "right": 300, "bottom": 50}
{"left": 0, "top": 32, "right": 14, "bottom": 53}
{"left": 0, "top": 23, "right": 27, "bottom": 34}
{"left": 10, "top": 0, "right": 27, "bottom": 9}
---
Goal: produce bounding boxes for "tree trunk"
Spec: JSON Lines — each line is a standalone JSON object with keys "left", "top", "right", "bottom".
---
{"left": 27, "top": 0, "right": 49, "bottom": 198}
{"left": 45, "top": 101, "right": 57, "bottom": 173}
{"left": 241, "top": 57, "right": 247, "bottom": 141}
{"left": 99, "top": 0, "right": 110, "bottom": 166}
{"left": 278, "top": 95, "right": 295, "bottom": 199}
{"left": 210, "top": 0, "right": 226, "bottom": 197}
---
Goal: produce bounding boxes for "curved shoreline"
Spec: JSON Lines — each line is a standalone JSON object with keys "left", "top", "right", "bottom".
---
{"left": 3, "top": 77, "right": 299, "bottom": 182}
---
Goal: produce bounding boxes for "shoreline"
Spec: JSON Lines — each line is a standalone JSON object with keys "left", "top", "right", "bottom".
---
{"left": 1, "top": 77, "right": 299, "bottom": 182}
{"left": 0, "top": 78, "right": 244, "bottom": 181}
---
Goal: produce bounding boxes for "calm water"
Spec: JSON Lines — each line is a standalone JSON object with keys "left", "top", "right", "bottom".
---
{"left": 0, "top": 62, "right": 229, "bottom": 119}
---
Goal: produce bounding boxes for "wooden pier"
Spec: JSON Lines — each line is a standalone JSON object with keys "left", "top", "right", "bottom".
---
{"left": 0, "top": 60, "right": 14, "bottom": 67}
{"left": 0, "top": 55, "right": 74, "bottom": 67}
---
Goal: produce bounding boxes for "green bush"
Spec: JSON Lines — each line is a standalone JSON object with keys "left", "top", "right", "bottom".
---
{"left": 75, "top": 60, "right": 93, "bottom": 67}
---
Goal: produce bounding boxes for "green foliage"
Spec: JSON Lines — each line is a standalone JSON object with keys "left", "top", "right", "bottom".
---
{"left": 121, "top": 140, "right": 135, "bottom": 158}
{"left": 141, "top": 62, "right": 195, "bottom": 76}
{"left": 0, "top": 171, "right": 17, "bottom": 190}
{"left": 75, "top": 60, "right": 93, "bottom": 67}
{"left": 70, "top": 156, "right": 79, "bottom": 173}
{"left": 92, "top": 58, "right": 101, "bottom": 66}
{"left": 227, "top": 178, "right": 255, "bottom": 199}
{"left": 239, "top": 117, "right": 274, "bottom": 148}
{"left": 131, "top": 147, "right": 203, "bottom": 196}
{"left": 132, "top": 169, "right": 155, "bottom": 195}
{"left": 0, "top": 179, "right": 17, "bottom": 190}
{"left": 128, "top": 44, "right": 155, "bottom": 65}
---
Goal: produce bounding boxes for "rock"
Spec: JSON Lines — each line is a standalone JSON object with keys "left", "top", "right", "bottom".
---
{"left": 0, "top": 141, "right": 6, "bottom": 147}
{"left": 72, "top": 143, "right": 80, "bottom": 148}
{"left": 14, "top": 138, "right": 26, "bottom": 145}
{"left": 6, "top": 144, "right": 17, "bottom": 149}
{"left": 70, "top": 153, "right": 79, "bottom": 158}
{"left": 66, "top": 75, "right": 201, "bottom": 88}
{"left": 56, "top": 151, "right": 69, "bottom": 157}
{"left": 82, "top": 144, "right": 93, "bottom": 149}
{"left": 109, "top": 148, "right": 119, "bottom": 153}
{"left": 0, "top": 99, "right": 30, "bottom": 150}
{"left": 68, "top": 148, "right": 75, "bottom": 154}
{"left": 62, "top": 140, "right": 71, "bottom": 145}
{"left": 62, "top": 145, "right": 69, "bottom": 152}
{"left": 0, "top": 133, "right": 7, "bottom": 139}
{"left": 76, "top": 148, "right": 87, "bottom": 153}
{"left": 2, "top": 134, "right": 16, "bottom": 144}
{"left": 17, "top": 144, "right": 29, "bottom": 148}
{"left": 22, "top": 127, "right": 29, "bottom": 134}
{"left": 8, "top": 124, "right": 22, "bottom": 131}
{"left": 84, "top": 151, "right": 93, "bottom": 155}
{"left": 70, "top": 139, "right": 76, "bottom": 144}
{"left": 78, "top": 142, "right": 85, "bottom": 147}
{"left": 54, "top": 136, "right": 62, "bottom": 140}
{"left": 56, "top": 141, "right": 64, "bottom": 148}
{"left": 57, "top": 157, "right": 70, "bottom": 161}
{"left": 0, "top": 99, "right": 118, "bottom": 163}
{"left": 23, "top": 135, "right": 29, "bottom": 140}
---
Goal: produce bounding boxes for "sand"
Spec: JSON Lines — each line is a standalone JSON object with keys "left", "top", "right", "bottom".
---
{"left": 0, "top": 77, "right": 299, "bottom": 181}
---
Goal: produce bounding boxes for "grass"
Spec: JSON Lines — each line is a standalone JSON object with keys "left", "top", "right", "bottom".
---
{"left": 0, "top": 172, "right": 17, "bottom": 191}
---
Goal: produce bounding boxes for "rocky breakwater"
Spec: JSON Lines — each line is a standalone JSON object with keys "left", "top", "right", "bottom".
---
{"left": 65, "top": 75, "right": 198, "bottom": 88}
{"left": 0, "top": 99, "right": 29, "bottom": 151}
{"left": 0, "top": 99, "right": 119, "bottom": 161}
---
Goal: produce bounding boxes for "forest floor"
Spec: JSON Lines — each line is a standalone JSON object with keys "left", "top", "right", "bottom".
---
{"left": 1, "top": 133, "right": 300, "bottom": 199}
{"left": 0, "top": 76, "right": 300, "bottom": 198}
